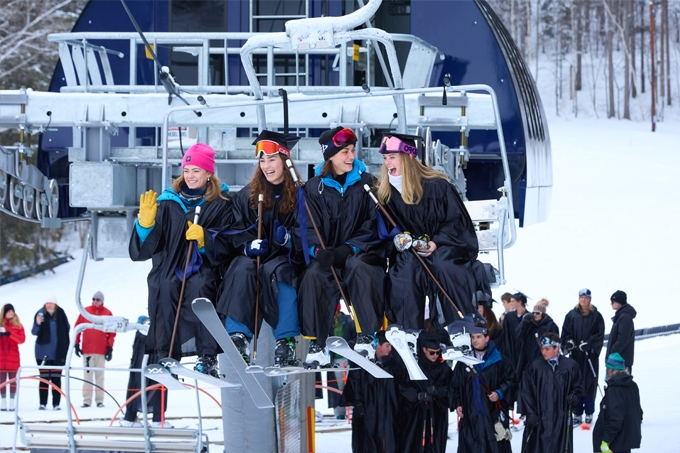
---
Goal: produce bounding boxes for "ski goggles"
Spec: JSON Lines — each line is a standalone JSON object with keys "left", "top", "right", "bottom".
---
{"left": 539, "top": 336, "right": 561, "bottom": 348}
{"left": 378, "top": 135, "right": 418, "bottom": 157}
{"left": 578, "top": 288, "right": 591, "bottom": 298}
{"left": 321, "top": 127, "right": 357, "bottom": 151}
{"left": 255, "top": 140, "right": 290, "bottom": 158}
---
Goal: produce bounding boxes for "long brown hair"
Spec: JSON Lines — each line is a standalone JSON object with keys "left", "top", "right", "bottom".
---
{"left": 0, "top": 305, "right": 20, "bottom": 327}
{"left": 171, "top": 172, "right": 227, "bottom": 203}
{"left": 480, "top": 305, "right": 501, "bottom": 338}
{"left": 375, "top": 153, "right": 448, "bottom": 205}
{"left": 249, "top": 154, "right": 300, "bottom": 215}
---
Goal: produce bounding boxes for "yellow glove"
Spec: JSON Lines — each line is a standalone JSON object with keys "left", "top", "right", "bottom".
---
{"left": 138, "top": 190, "right": 158, "bottom": 228}
{"left": 186, "top": 221, "right": 205, "bottom": 249}
{"left": 600, "top": 441, "right": 612, "bottom": 453}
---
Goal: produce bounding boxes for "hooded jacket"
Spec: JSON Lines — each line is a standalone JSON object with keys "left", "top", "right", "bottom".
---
{"left": 606, "top": 303, "right": 636, "bottom": 368}
{"left": 592, "top": 372, "right": 643, "bottom": 452}
{"left": 0, "top": 319, "right": 26, "bottom": 371}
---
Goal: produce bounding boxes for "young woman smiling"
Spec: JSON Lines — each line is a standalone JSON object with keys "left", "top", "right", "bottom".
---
{"left": 129, "top": 143, "right": 233, "bottom": 376}
{"left": 374, "top": 133, "right": 480, "bottom": 331}
{"left": 215, "top": 131, "right": 303, "bottom": 366}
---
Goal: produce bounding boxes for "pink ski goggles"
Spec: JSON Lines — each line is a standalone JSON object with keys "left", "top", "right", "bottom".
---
{"left": 378, "top": 135, "right": 418, "bottom": 157}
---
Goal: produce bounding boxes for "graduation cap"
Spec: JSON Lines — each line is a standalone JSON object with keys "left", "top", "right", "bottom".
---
{"left": 448, "top": 321, "right": 488, "bottom": 336}
{"left": 378, "top": 133, "right": 420, "bottom": 157}
{"left": 252, "top": 130, "right": 301, "bottom": 158}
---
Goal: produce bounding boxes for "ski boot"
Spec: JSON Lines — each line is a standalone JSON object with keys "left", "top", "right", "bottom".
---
{"left": 230, "top": 333, "right": 251, "bottom": 364}
{"left": 353, "top": 333, "right": 376, "bottom": 360}
{"left": 274, "top": 337, "right": 298, "bottom": 367}
{"left": 195, "top": 354, "right": 219, "bottom": 377}
{"left": 585, "top": 414, "right": 593, "bottom": 425}
{"left": 303, "top": 340, "right": 331, "bottom": 369}
{"left": 572, "top": 414, "right": 583, "bottom": 426}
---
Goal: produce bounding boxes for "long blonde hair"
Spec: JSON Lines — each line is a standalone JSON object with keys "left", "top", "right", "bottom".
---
{"left": 375, "top": 153, "right": 448, "bottom": 205}
{"left": 1, "top": 305, "right": 21, "bottom": 327}
{"left": 171, "top": 173, "right": 227, "bottom": 202}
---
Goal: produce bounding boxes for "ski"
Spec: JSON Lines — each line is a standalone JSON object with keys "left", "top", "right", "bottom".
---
{"left": 384, "top": 326, "right": 427, "bottom": 380}
{"left": 441, "top": 347, "right": 484, "bottom": 366}
{"left": 158, "top": 357, "right": 241, "bottom": 388}
{"left": 191, "top": 297, "right": 274, "bottom": 409}
{"left": 143, "top": 364, "right": 189, "bottom": 391}
{"left": 262, "top": 365, "right": 360, "bottom": 377}
{"left": 325, "top": 336, "right": 393, "bottom": 379}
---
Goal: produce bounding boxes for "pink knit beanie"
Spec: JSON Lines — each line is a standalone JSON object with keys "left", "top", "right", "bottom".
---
{"left": 182, "top": 143, "right": 215, "bottom": 174}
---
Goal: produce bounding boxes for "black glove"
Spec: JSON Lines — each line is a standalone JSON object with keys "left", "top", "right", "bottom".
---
{"left": 1, "top": 331, "right": 10, "bottom": 337}
{"left": 527, "top": 414, "right": 541, "bottom": 428}
{"left": 316, "top": 244, "right": 354, "bottom": 268}
{"left": 74, "top": 344, "right": 82, "bottom": 357}
{"left": 578, "top": 341, "right": 589, "bottom": 352}
{"left": 105, "top": 346, "right": 113, "bottom": 362}
{"left": 417, "top": 391, "right": 433, "bottom": 402}
{"left": 567, "top": 393, "right": 579, "bottom": 408}
{"left": 426, "top": 385, "right": 439, "bottom": 397}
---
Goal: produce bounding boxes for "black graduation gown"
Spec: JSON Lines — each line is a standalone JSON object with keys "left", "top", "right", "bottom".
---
{"left": 592, "top": 373, "right": 643, "bottom": 452}
{"left": 561, "top": 306, "right": 605, "bottom": 401}
{"left": 296, "top": 165, "right": 385, "bottom": 342}
{"left": 515, "top": 313, "right": 559, "bottom": 374}
{"left": 518, "top": 356, "right": 583, "bottom": 453}
{"left": 338, "top": 352, "right": 405, "bottom": 453}
{"left": 124, "top": 330, "right": 166, "bottom": 422}
{"left": 606, "top": 304, "right": 637, "bottom": 370}
{"left": 497, "top": 310, "right": 522, "bottom": 380}
{"left": 396, "top": 350, "right": 452, "bottom": 453}
{"left": 129, "top": 187, "right": 233, "bottom": 357}
{"left": 383, "top": 178, "right": 479, "bottom": 330}
{"left": 215, "top": 183, "right": 301, "bottom": 333}
{"left": 450, "top": 344, "right": 517, "bottom": 453}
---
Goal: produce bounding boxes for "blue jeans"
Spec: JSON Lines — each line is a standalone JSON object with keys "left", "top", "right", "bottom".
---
{"left": 225, "top": 282, "right": 300, "bottom": 340}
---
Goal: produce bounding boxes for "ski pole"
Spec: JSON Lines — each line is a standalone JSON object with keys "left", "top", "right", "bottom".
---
{"left": 585, "top": 350, "right": 605, "bottom": 398}
{"left": 252, "top": 194, "right": 264, "bottom": 361}
{"left": 285, "top": 159, "right": 363, "bottom": 334}
{"left": 363, "top": 184, "right": 464, "bottom": 319}
{"left": 169, "top": 206, "right": 201, "bottom": 359}
{"left": 521, "top": 427, "right": 534, "bottom": 453}
{"left": 565, "top": 408, "right": 571, "bottom": 452}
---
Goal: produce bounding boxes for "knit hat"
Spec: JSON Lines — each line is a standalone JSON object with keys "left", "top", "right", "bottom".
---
{"left": 252, "top": 130, "right": 301, "bottom": 158}
{"left": 378, "top": 133, "right": 419, "bottom": 158}
{"left": 375, "top": 330, "right": 388, "bottom": 345}
{"left": 533, "top": 298, "right": 549, "bottom": 314}
{"left": 182, "top": 143, "right": 216, "bottom": 174}
{"left": 605, "top": 352, "right": 626, "bottom": 370}
{"left": 579, "top": 288, "right": 592, "bottom": 299}
{"left": 319, "top": 126, "right": 357, "bottom": 160}
{"left": 611, "top": 290, "right": 627, "bottom": 305}
{"left": 92, "top": 291, "right": 104, "bottom": 302}
{"left": 512, "top": 292, "right": 528, "bottom": 306}
{"left": 2, "top": 303, "right": 15, "bottom": 314}
{"left": 45, "top": 294, "right": 58, "bottom": 304}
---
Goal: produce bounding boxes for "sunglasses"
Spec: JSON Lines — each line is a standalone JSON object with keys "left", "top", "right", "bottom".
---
{"left": 425, "top": 348, "right": 442, "bottom": 356}
{"left": 378, "top": 136, "right": 418, "bottom": 157}
{"left": 322, "top": 128, "right": 357, "bottom": 151}
{"left": 255, "top": 140, "right": 290, "bottom": 158}
{"left": 93, "top": 298, "right": 102, "bottom": 301}
{"left": 532, "top": 311, "right": 543, "bottom": 316}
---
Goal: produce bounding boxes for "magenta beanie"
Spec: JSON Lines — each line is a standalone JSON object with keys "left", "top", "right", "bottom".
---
{"left": 182, "top": 143, "right": 215, "bottom": 174}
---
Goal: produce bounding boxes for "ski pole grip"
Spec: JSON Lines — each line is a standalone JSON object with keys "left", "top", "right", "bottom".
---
{"left": 193, "top": 205, "right": 201, "bottom": 224}
{"left": 285, "top": 159, "right": 299, "bottom": 183}
{"left": 363, "top": 184, "right": 379, "bottom": 204}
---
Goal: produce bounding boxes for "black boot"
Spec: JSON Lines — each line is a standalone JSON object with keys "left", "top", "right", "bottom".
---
{"left": 194, "top": 354, "right": 218, "bottom": 377}
{"left": 230, "top": 333, "right": 251, "bottom": 364}
{"left": 274, "top": 337, "right": 298, "bottom": 366}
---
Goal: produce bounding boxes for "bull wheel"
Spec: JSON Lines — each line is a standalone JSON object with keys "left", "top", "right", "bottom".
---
{"left": 8, "top": 176, "right": 24, "bottom": 216}
{"left": 0, "top": 170, "right": 8, "bottom": 209}
{"left": 23, "top": 186, "right": 36, "bottom": 219}
{"left": 48, "top": 179, "right": 59, "bottom": 218}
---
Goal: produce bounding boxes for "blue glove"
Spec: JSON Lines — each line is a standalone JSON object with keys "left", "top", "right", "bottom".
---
{"left": 273, "top": 220, "right": 289, "bottom": 246}
{"left": 245, "top": 239, "right": 269, "bottom": 257}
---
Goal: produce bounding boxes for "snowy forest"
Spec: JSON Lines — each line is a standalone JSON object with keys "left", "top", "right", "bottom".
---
{"left": 1, "top": 0, "right": 680, "bottom": 273}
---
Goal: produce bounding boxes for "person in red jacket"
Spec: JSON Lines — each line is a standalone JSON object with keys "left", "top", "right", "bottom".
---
{"left": 74, "top": 291, "right": 116, "bottom": 408}
{"left": 0, "top": 303, "right": 25, "bottom": 411}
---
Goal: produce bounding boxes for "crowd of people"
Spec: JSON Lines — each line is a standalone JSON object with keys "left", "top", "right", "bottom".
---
{"left": 0, "top": 127, "right": 643, "bottom": 450}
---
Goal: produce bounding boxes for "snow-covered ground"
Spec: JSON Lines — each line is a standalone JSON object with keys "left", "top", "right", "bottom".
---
{"left": 1, "top": 115, "right": 677, "bottom": 451}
